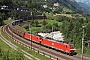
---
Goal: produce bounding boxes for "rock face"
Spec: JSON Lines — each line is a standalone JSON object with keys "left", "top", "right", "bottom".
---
{"left": 38, "top": 31, "right": 64, "bottom": 41}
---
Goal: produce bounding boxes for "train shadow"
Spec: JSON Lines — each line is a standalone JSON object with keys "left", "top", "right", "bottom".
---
{"left": 41, "top": 45, "right": 77, "bottom": 56}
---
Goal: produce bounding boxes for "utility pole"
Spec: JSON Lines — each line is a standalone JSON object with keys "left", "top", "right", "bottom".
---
{"left": 52, "top": 26, "right": 53, "bottom": 39}
{"left": 29, "top": 24, "right": 32, "bottom": 49}
{"left": 81, "top": 26, "right": 86, "bottom": 60}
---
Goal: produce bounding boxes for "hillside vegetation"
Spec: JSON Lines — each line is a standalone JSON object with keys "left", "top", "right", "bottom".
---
{"left": 23, "top": 13, "right": 90, "bottom": 57}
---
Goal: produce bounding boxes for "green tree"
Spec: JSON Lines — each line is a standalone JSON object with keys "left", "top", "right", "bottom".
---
{"left": 34, "top": 20, "right": 39, "bottom": 27}
{"left": 27, "top": 0, "right": 44, "bottom": 11}
{"left": 3, "top": 50, "right": 27, "bottom": 60}
{"left": 23, "top": 24, "right": 29, "bottom": 31}
{"left": 53, "top": 22, "right": 58, "bottom": 27}
{"left": 27, "top": 0, "right": 33, "bottom": 9}
{"left": 42, "top": 20, "right": 47, "bottom": 26}
{"left": 0, "top": 47, "right": 4, "bottom": 57}
{"left": 11, "top": 12, "right": 18, "bottom": 20}
{"left": 0, "top": 0, "right": 12, "bottom": 5}
{"left": 45, "top": 24, "right": 52, "bottom": 29}
{"left": 0, "top": 13, "right": 5, "bottom": 25}
{"left": 86, "top": 22, "right": 90, "bottom": 40}
{"left": 30, "top": 20, "right": 34, "bottom": 26}
{"left": 53, "top": 22, "right": 59, "bottom": 31}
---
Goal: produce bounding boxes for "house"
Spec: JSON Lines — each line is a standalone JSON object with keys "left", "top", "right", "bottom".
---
{"left": 53, "top": 2, "right": 60, "bottom": 9}
{"left": 54, "top": 2, "right": 60, "bottom": 7}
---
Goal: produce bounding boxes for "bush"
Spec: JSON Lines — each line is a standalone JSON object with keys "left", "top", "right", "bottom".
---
{"left": 23, "top": 24, "right": 29, "bottom": 31}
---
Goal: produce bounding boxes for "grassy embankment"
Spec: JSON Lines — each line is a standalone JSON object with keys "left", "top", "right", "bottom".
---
{"left": 0, "top": 27, "right": 11, "bottom": 51}
{"left": 0, "top": 26, "right": 28, "bottom": 60}
{"left": 30, "top": 20, "right": 62, "bottom": 33}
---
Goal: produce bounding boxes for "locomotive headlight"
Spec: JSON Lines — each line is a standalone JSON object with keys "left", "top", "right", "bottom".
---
{"left": 70, "top": 49, "right": 76, "bottom": 50}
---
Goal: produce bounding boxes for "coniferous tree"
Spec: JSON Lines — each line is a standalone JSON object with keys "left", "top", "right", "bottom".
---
{"left": 86, "top": 22, "right": 90, "bottom": 40}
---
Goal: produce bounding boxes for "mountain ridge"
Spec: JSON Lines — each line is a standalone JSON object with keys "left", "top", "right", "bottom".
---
{"left": 75, "top": 0, "right": 90, "bottom": 7}
{"left": 51, "top": 0, "right": 90, "bottom": 15}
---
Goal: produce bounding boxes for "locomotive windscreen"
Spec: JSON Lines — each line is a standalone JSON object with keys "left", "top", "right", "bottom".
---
{"left": 70, "top": 45, "right": 74, "bottom": 49}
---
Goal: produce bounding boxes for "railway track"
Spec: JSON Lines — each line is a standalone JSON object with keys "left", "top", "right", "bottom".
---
{"left": 1, "top": 26, "right": 41, "bottom": 60}
{"left": 4, "top": 24, "right": 90, "bottom": 60}
{"left": 0, "top": 27, "right": 18, "bottom": 50}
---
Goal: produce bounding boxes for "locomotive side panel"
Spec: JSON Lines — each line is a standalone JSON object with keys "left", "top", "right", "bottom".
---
{"left": 54, "top": 42, "right": 74, "bottom": 53}
{"left": 42, "top": 38, "right": 54, "bottom": 47}
{"left": 54, "top": 42, "right": 66, "bottom": 51}
{"left": 24, "top": 33, "right": 31, "bottom": 40}
{"left": 31, "top": 35, "right": 40, "bottom": 43}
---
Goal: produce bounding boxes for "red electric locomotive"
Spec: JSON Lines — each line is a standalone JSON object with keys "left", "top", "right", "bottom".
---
{"left": 24, "top": 32, "right": 76, "bottom": 55}
{"left": 24, "top": 33, "right": 41, "bottom": 43}
{"left": 41, "top": 37, "right": 76, "bottom": 55}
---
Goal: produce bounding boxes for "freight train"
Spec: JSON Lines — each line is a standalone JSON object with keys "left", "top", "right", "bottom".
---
{"left": 9, "top": 20, "right": 76, "bottom": 55}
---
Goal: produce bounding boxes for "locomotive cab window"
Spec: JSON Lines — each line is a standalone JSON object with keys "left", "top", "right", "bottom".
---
{"left": 70, "top": 45, "right": 74, "bottom": 49}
